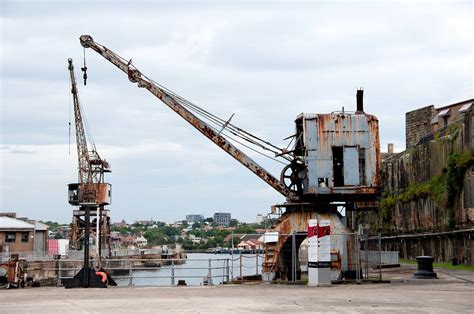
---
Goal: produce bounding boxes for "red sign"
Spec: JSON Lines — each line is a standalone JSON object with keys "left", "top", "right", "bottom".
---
{"left": 317, "top": 225, "right": 331, "bottom": 238}
{"left": 307, "top": 222, "right": 331, "bottom": 239}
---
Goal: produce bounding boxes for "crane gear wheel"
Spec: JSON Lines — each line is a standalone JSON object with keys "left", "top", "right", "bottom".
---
{"left": 280, "top": 162, "right": 306, "bottom": 195}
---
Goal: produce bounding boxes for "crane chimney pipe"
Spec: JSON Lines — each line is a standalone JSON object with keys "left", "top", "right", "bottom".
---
{"left": 356, "top": 89, "right": 364, "bottom": 113}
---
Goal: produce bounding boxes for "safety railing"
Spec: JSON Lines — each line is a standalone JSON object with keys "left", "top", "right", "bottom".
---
{"left": 41, "top": 253, "right": 263, "bottom": 286}
{"left": 5, "top": 232, "right": 397, "bottom": 285}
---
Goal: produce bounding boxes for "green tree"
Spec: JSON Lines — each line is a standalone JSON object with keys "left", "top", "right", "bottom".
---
{"left": 182, "top": 239, "right": 194, "bottom": 251}
{"left": 229, "top": 219, "right": 239, "bottom": 227}
{"left": 143, "top": 229, "right": 168, "bottom": 246}
{"left": 234, "top": 224, "right": 256, "bottom": 234}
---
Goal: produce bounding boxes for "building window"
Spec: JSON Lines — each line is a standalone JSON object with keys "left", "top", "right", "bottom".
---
{"left": 5, "top": 232, "right": 16, "bottom": 243}
{"left": 21, "top": 232, "right": 29, "bottom": 243}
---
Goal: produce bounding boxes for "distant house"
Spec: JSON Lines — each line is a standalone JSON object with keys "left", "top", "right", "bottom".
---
{"left": 0, "top": 215, "right": 49, "bottom": 254}
{"left": 121, "top": 235, "right": 135, "bottom": 246}
{"left": 237, "top": 239, "right": 262, "bottom": 251}
{"left": 113, "top": 220, "right": 130, "bottom": 228}
{"left": 134, "top": 235, "right": 148, "bottom": 247}
{"left": 224, "top": 233, "right": 263, "bottom": 250}
{"left": 191, "top": 237, "right": 202, "bottom": 244}
{"left": 110, "top": 231, "right": 123, "bottom": 245}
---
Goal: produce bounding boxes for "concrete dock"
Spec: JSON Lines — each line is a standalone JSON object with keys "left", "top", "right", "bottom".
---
{"left": 1, "top": 274, "right": 473, "bottom": 313}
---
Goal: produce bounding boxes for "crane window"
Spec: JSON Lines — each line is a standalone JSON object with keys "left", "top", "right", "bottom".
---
{"left": 359, "top": 148, "right": 366, "bottom": 186}
{"left": 332, "top": 146, "right": 344, "bottom": 187}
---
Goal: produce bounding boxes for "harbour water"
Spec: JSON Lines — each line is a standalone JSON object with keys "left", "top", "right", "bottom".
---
{"left": 115, "top": 253, "right": 263, "bottom": 286}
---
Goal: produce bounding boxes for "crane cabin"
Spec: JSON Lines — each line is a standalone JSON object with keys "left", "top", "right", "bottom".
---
{"left": 289, "top": 90, "right": 380, "bottom": 205}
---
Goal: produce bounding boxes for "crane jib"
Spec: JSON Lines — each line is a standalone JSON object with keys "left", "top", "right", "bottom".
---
{"left": 79, "top": 35, "right": 294, "bottom": 200}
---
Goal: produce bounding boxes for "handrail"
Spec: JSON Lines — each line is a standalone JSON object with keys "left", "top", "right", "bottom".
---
{"left": 53, "top": 255, "right": 263, "bottom": 286}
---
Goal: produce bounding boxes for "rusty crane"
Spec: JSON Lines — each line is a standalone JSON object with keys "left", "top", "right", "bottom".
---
{"left": 79, "top": 35, "right": 380, "bottom": 283}
{"left": 67, "top": 58, "right": 112, "bottom": 286}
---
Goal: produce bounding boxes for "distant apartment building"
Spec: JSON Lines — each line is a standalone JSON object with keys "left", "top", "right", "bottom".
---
{"left": 405, "top": 99, "right": 473, "bottom": 148}
{"left": 213, "top": 212, "right": 231, "bottom": 227}
{"left": 186, "top": 214, "right": 204, "bottom": 224}
{"left": 256, "top": 214, "right": 264, "bottom": 224}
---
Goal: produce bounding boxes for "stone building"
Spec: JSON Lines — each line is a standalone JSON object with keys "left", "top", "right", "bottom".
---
{"left": 405, "top": 99, "right": 473, "bottom": 148}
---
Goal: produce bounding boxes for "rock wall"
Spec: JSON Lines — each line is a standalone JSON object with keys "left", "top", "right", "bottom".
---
{"left": 366, "top": 110, "right": 473, "bottom": 265}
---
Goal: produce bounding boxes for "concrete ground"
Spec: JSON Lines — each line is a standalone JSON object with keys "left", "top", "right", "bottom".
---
{"left": 1, "top": 267, "right": 473, "bottom": 313}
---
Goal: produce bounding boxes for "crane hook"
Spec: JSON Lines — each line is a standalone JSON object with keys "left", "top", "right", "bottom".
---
{"left": 81, "top": 47, "right": 88, "bottom": 85}
{"left": 81, "top": 67, "right": 88, "bottom": 86}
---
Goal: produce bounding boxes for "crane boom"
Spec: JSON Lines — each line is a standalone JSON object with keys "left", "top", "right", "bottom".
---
{"left": 79, "top": 35, "right": 293, "bottom": 199}
{"left": 68, "top": 58, "right": 94, "bottom": 203}
{"left": 68, "top": 58, "right": 111, "bottom": 204}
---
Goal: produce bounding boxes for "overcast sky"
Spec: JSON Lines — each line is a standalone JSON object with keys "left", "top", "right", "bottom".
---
{"left": 0, "top": 0, "right": 472, "bottom": 224}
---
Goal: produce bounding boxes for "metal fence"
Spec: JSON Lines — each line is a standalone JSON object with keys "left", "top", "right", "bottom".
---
{"left": 359, "top": 234, "right": 399, "bottom": 282}
{"left": 4, "top": 232, "right": 400, "bottom": 285}
{"left": 41, "top": 253, "right": 263, "bottom": 286}
{"left": 1, "top": 251, "right": 56, "bottom": 262}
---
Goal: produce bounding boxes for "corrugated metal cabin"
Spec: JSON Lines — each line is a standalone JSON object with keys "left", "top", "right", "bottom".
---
{"left": 293, "top": 90, "right": 380, "bottom": 203}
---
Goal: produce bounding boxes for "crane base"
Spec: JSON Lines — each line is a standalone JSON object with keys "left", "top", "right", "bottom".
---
{"left": 64, "top": 267, "right": 116, "bottom": 289}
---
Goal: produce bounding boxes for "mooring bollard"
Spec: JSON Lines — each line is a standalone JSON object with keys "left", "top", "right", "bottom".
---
{"left": 414, "top": 256, "right": 437, "bottom": 278}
